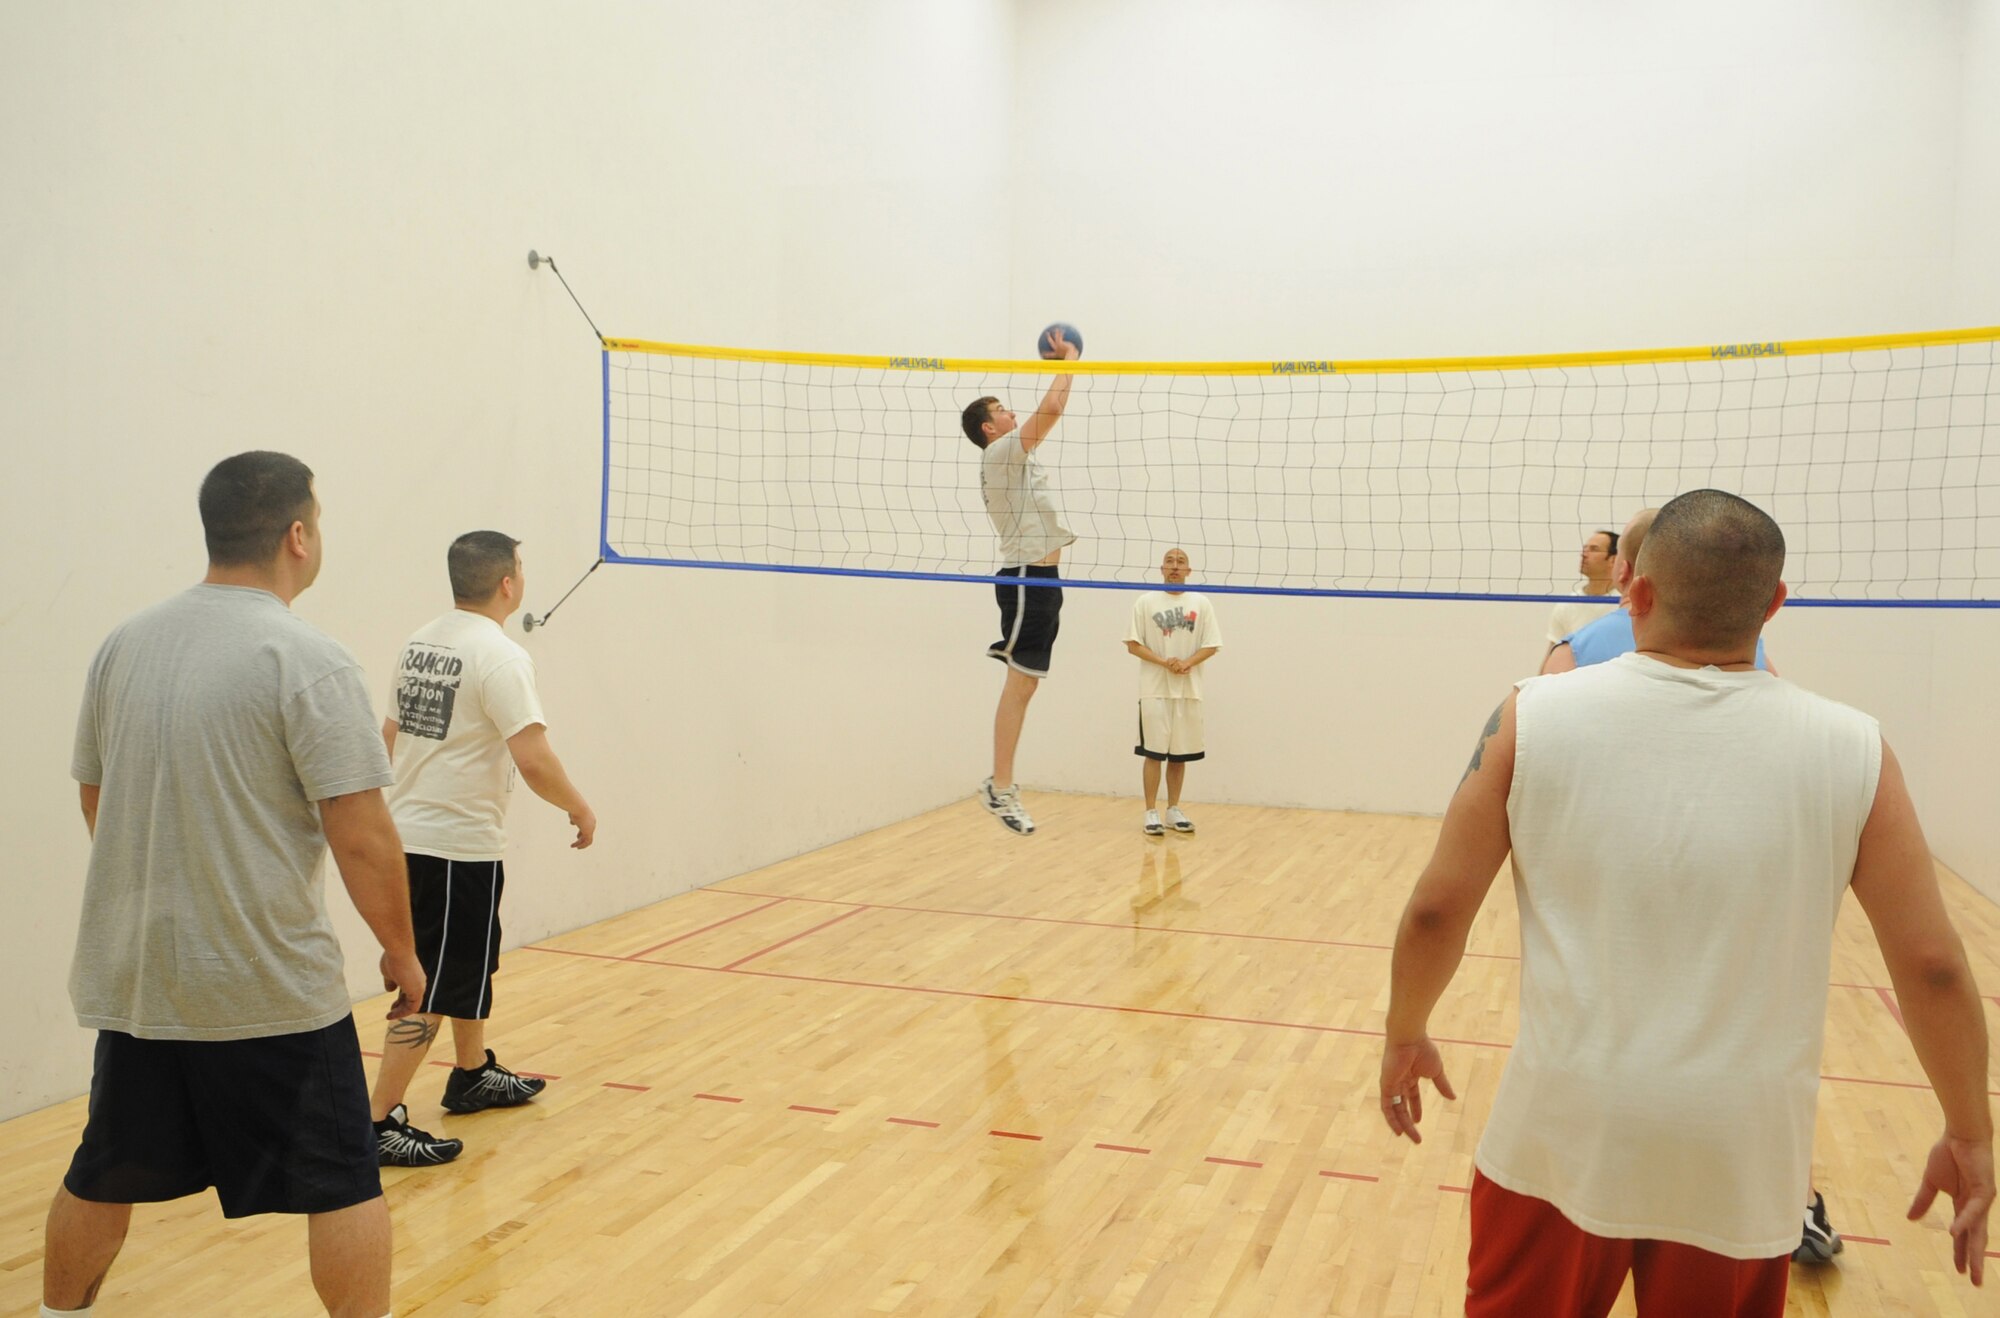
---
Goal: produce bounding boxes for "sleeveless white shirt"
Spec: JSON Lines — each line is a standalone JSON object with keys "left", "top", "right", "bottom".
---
{"left": 1477, "top": 652, "right": 1880, "bottom": 1259}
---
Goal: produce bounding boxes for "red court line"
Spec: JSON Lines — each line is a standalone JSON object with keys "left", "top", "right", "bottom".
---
{"left": 888, "top": 1117, "right": 941, "bottom": 1128}
{"left": 722, "top": 907, "right": 869, "bottom": 971}
{"left": 720, "top": 886, "right": 1521, "bottom": 962}
{"left": 603, "top": 1082, "right": 650, "bottom": 1092}
{"left": 517, "top": 945, "right": 1988, "bottom": 1093}
{"left": 1205, "top": 1156, "right": 1263, "bottom": 1168}
{"left": 1846, "top": 1235, "right": 1892, "bottom": 1246}
{"left": 694, "top": 1092, "right": 744, "bottom": 1103}
{"left": 1319, "top": 1170, "right": 1380, "bottom": 1183}
{"left": 629, "top": 897, "right": 790, "bottom": 958}
{"left": 990, "top": 1129, "right": 1043, "bottom": 1141}
{"left": 1096, "top": 1142, "right": 1152, "bottom": 1154}
{"left": 789, "top": 1104, "right": 840, "bottom": 1115}
{"left": 1875, "top": 987, "right": 1907, "bottom": 1033}
{"left": 519, "top": 944, "right": 1505, "bottom": 1048}
{"left": 1440, "top": 1184, "right": 1471, "bottom": 1195}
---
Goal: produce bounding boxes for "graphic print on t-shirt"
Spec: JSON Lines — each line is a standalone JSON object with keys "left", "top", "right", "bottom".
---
{"left": 1152, "top": 604, "right": 1198, "bottom": 638}
{"left": 396, "top": 643, "right": 464, "bottom": 741}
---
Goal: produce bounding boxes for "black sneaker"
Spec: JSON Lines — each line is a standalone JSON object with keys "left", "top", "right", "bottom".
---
{"left": 441, "top": 1049, "right": 548, "bottom": 1113}
{"left": 1792, "top": 1190, "right": 1843, "bottom": 1263}
{"left": 375, "top": 1103, "right": 464, "bottom": 1167}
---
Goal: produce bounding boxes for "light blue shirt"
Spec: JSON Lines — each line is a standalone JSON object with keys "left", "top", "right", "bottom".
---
{"left": 1564, "top": 606, "right": 1767, "bottom": 670}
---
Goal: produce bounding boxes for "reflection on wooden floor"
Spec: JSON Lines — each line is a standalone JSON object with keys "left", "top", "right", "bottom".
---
{"left": 4, "top": 794, "right": 1997, "bottom": 1315}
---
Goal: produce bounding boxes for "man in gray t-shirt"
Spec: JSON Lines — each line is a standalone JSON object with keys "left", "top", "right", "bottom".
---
{"left": 44, "top": 451, "right": 424, "bottom": 1318}
{"left": 960, "top": 325, "right": 1082, "bottom": 837}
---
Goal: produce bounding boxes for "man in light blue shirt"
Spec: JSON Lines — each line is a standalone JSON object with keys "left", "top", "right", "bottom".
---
{"left": 1542, "top": 507, "right": 1775, "bottom": 675}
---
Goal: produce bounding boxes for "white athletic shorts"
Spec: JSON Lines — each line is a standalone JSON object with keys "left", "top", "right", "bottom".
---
{"left": 1135, "top": 698, "right": 1205, "bottom": 762}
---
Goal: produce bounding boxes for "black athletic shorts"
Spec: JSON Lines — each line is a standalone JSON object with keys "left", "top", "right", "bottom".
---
{"left": 410, "top": 852, "right": 506, "bottom": 1020}
{"left": 988, "top": 565, "right": 1063, "bottom": 677}
{"left": 63, "top": 1018, "right": 380, "bottom": 1218}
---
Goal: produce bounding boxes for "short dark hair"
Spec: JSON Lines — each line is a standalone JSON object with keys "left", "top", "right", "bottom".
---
{"left": 1637, "top": 490, "right": 1785, "bottom": 648}
{"left": 199, "top": 452, "right": 316, "bottom": 567}
{"left": 961, "top": 396, "right": 999, "bottom": 448}
{"left": 449, "top": 531, "right": 521, "bottom": 603}
{"left": 1597, "top": 529, "right": 1620, "bottom": 556}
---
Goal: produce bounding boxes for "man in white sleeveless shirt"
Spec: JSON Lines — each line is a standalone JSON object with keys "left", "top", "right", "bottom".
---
{"left": 1380, "top": 489, "right": 1993, "bottom": 1315}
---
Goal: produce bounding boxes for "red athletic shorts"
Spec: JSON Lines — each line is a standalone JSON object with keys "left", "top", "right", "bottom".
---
{"left": 1467, "top": 1170, "right": 1789, "bottom": 1318}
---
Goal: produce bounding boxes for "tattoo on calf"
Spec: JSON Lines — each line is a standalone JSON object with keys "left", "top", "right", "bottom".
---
{"left": 1459, "top": 701, "right": 1505, "bottom": 786}
{"left": 387, "top": 1016, "right": 440, "bottom": 1049}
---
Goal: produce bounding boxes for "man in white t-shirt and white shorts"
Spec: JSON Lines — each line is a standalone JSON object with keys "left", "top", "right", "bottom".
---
{"left": 1124, "top": 548, "right": 1222, "bottom": 836}
{"left": 367, "top": 531, "right": 598, "bottom": 1168}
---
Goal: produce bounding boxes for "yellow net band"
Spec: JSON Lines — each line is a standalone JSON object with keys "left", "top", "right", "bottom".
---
{"left": 603, "top": 324, "right": 2000, "bottom": 377}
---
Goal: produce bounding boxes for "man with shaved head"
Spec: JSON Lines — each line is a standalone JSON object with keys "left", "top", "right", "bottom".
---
{"left": 1124, "top": 548, "right": 1222, "bottom": 835}
{"left": 1381, "top": 489, "right": 1993, "bottom": 1314}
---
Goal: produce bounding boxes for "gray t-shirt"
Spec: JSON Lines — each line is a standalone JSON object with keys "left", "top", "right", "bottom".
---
{"left": 70, "top": 584, "right": 395, "bottom": 1040}
{"left": 980, "top": 433, "right": 1076, "bottom": 567}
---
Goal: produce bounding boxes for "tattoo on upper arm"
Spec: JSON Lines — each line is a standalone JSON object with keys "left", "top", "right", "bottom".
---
{"left": 387, "top": 1016, "right": 440, "bottom": 1049}
{"left": 1459, "top": 701, "right": 1505, "bottom": 786}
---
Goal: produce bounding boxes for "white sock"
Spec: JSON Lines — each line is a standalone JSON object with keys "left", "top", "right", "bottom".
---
{"left": 43, "top": 1305, "right": 94, "bottom": 1317}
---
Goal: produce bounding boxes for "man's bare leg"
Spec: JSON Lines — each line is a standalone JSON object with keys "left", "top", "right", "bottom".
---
{"left": 369, "top": 1013, "right": 443, "bottom": 1121}
{"left": 1166, "top": 761, "right": 1187, "bottom": 808}
{"left": 992, "top": 668, "right": 1040, "bottom": 789}
{"left": 1142, "top": 757, "right": 1163, "bottom": 810}
{"left": 43, "top": 1189, "right": 129, "bottom": 1311}
{"left": 449, "top": 1017, "right": 486, "bottom": 1070}
{"left": 307, "top": 1196, "right": 392, "bottom": 1317}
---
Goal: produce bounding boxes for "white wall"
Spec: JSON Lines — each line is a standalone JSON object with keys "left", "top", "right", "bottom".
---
{"left": 1007, "top": 0, "right": 2000, "bottom": 902}
{"left": 3, "top": 0, "right": 1996, "bottom": 1121}
{"left": 0, "top": 0, "right": 1014, "bottom": 1119}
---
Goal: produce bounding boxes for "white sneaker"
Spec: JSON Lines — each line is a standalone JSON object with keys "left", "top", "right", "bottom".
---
{"left": 1165, "top": 806, "right": 1195, "bottom": 833}
{"left": 1143, "top": 809, "right": 1164, "bottom": 836}
{"left": 980, "top": 777, "right": 1036, "bottom": 835}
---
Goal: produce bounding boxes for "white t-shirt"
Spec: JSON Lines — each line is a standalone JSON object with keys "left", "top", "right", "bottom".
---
{"left": 981, "top": 433, "right": 1075, "bottom": 567}
{"left": 387, "top": 610, "right": 546, "bottom": 862}
{"left": 1480, "top": 654, "right": 1880, "bottom": 1259}
{"left": 1545, "top": 582, "right": 1620, "bottom": 645}
{"left": 1127, "top": 590, "right": 1223, "bottom": 699}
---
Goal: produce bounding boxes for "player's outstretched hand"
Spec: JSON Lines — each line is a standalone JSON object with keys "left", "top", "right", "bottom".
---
{"left": 1908, "top": 1132, "right": 1996, "bottom": 1284}
{"left": 1044, "top": 327, "right": 1079, "bottom": 361}
{"left": 381, "top": 951, "right": 427, "bottom": 1021}
{"left": 570, "top": 806, "right": 598, "bottom": 850}
{"left": 1379, "top": 1036, "right": 1457, "bottom": 1144}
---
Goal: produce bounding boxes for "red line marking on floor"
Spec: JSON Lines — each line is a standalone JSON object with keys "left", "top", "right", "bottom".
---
{"left": 722, "top": 907, "right": 869, "bottom": 971}
{"left": 517, "top": 946, "right": 1979, "bottom": 1093}
{"left": 1095, "top": 1142, "right": 1152, "bottom": 1154}
{"left": 694, "top": 1092, "right": 744, "bottom": 1103}
{"left": 1845, "top": 1235, "right": 1892, "bottom": 1246}
{"left": 789, "top": 1104, "right": 840, "bottom": 1115}
{"left": 1319, "top": 1170, "right": 1380, "bottom": 1183}
{"left": 1874, "top": 987, "right": 1907, "bottom": 1033}
{"left": 603, "top": 1082, "right": 649, "bottom": 1092}
{"left": 628, "top": 897, "right": 790, "bottom": 958}
{"left": 1205, "top": 1156, "right": 1264, "bottom": 1168}
{"left": 718, "top": 886, "right": 1521, "bottom": 961}
{"left": 521, "top": 945, "right": 1505, "bottom": 1048}
{"left": 887, "top": 1117, "right": 941, "bottom": 1128}
{"left": 1440, "top": 1184, "right": 1472, "bottom": 1195}
{"left": 990, "top": 1129, "right": 1043, "bottom": 1141}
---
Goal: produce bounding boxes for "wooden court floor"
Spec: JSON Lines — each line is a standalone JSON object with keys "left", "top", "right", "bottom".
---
{"left": 3, "top": 794, "right": 1998, "bottom": 1316}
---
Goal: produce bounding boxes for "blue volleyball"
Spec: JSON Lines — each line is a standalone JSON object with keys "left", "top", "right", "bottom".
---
{"left": 1038, "top": 322, "right": 1084, "bottom": 359}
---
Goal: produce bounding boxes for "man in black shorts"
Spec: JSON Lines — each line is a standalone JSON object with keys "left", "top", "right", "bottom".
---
{"left": 962, "top": 326, "right": 1081, "bottom": 835}
{"left": 368, "top": 531, "right": 597, "bottom": 1165}
{"left": 49, "top": 452, "right": 424, "bottom": 1317}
